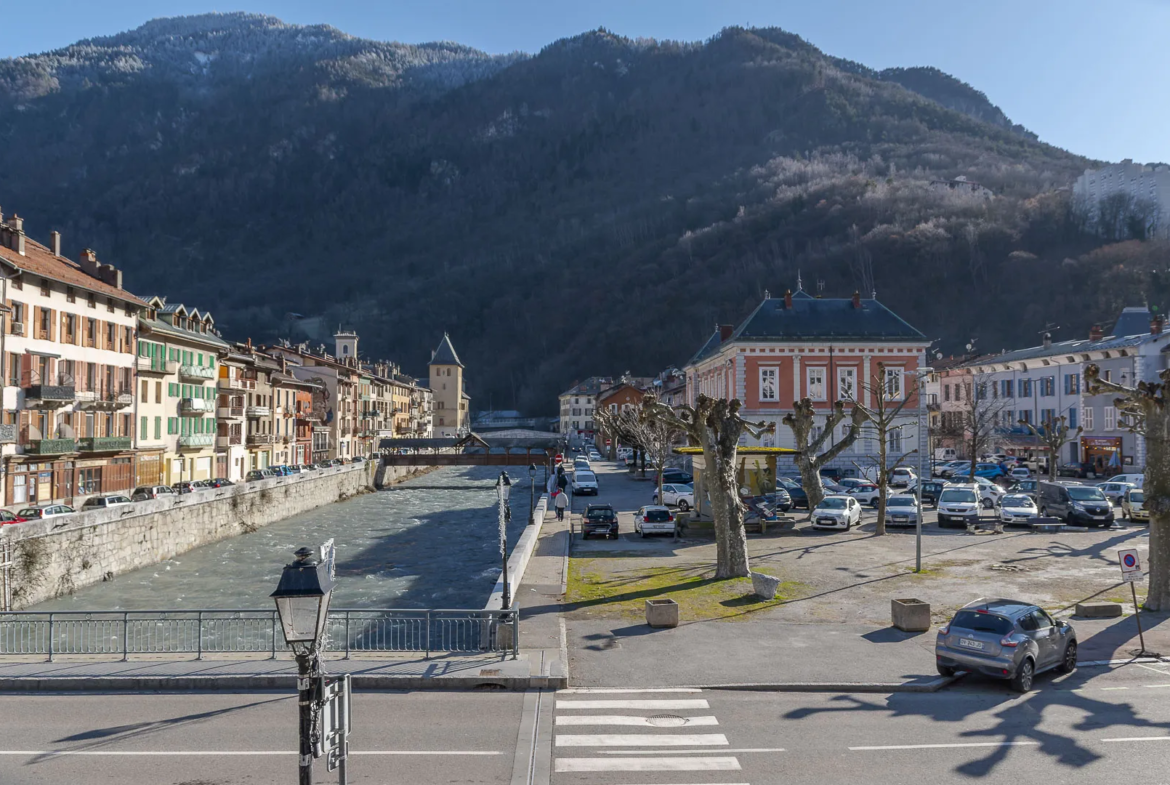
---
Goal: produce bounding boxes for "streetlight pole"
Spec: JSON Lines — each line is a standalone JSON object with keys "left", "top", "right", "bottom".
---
{"left": 528, "top": 463, "right": 536, "bottom": 525}
{"left": 915, "top": 367, "right": 933, "bottom": 574}
{"left": 496, "top": 471, "right": 512, "bottom": 609}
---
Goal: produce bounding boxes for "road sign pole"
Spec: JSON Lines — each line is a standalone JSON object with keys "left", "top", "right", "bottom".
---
{"left": 1132, "top": 581, "right": 1147, "bottom": 655}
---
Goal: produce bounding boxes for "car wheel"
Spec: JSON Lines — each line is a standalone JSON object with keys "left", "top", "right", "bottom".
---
{"left": 652, "top": 496, "right": 658, "bottom": 504}
{"left": 1058, "top": 640, "right": 1077, "bottom": 674}
{"left": 870, "top": 499, "right": 879, "bottom": 509}
{"left": 639, "top": 529, "right": 645, "bottom": 538}
{"left": 1040, "top": 507, "right": 1048, "bottom": 518}
{"left": 981, "top": 498, "right": 993, "bottom": 509}
{"left": 678, "top": 500, "right": 690, "bottom": 512}
{"left": 1010, "top": 658, "right": 1034, "bottom": 693}
{"left": 937, "top": 663, "right": 955, "bottom": 677}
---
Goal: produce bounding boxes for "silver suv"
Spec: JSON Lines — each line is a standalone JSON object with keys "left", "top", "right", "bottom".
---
{"left": 936, "top": 598, "right": 1077, "bottom": 692}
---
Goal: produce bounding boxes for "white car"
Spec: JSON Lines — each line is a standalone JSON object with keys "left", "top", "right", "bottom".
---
{"left": 889, "top": 468, "right": 917, "bottom": 488}
{"left": 811, "top": 495, "right": 862, "bottom": 530}
{"left": 844, "top": 483, "right": 883, "bottom": 506}
{"left": 1096, "top": 481, "right": 1135, "bottom": 505}
{"left": 1109, "top": 473, "right": 1145, "bottom": 489}
{"left": 635, "top": 505, "right": 676, "bottom": 536}
{"left": 652, "top": 483, "right": 695, "bottom": 511}
{"left": 953, "top": 477, "right": 1005, "bottom": 508}
{"left": 1009, "top": 467, "right": 1032, "bottom": 482}
{"left": 572, "top": 470, "right": 599, "bottom": 496}
{"left": 882, "top": 495, "right": 921, "bottom": 527}
{"left": 937, "top": 485, "right": 981, "bottom": 528}
{"left": 587, "top": 451, "right": 602, "bottom": 462}
{"left": 80, "top": 494, "right": 133, "bottom": 511}
{"left": 998, "top": 493, "right": 1038, "bottom": 525}
{"left": 573, "top": 458, "right": 591, "bottom": 472}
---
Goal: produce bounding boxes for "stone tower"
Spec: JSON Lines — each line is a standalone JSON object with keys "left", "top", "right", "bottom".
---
{"left": 428, "top": 333, "right": 467, "bottom": 437}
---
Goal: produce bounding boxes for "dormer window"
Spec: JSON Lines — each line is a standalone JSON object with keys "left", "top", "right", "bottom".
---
{"left": 11, "top": 275, "right": 21, "bottom": 291}
{"left": 106, "top": 297, "right": 114, "bottom": 313}
{"left": 87, "top": 293, "right": 95, "bottom": 309}
{"left": 39, "top": 279, "right": 49, "bottom": 297}
{"left": 66, "top": 287, "right": 75, "bottom": 303}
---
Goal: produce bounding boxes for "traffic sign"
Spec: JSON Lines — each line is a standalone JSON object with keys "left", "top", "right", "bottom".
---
{"left": 316, "top": 673, "right": 351, "bottom": 780}
{"left": 320, "top": 538, "right": 336, "bottom": 583}
{"left": 554, "top": 453, "right": 564, "bottom": 465}
{"left": 1119, "top": 548, "right": 1143, "bottom": 583}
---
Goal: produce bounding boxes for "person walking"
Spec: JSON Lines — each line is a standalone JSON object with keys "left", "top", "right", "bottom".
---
{"left": 554, "top": 489, "right": 568, "bottom": 521}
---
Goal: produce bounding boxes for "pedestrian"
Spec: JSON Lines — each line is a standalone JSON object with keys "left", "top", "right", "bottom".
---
{"left": 554, "top": 489, "right": 568, "bottom": 521}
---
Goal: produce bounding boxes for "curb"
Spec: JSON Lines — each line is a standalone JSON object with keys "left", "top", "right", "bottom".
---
{"left": 688, "top": 674, "right": 963, "bottom": 694}
{"left": 0, "top": 674, "right": 568, "bottom": 693}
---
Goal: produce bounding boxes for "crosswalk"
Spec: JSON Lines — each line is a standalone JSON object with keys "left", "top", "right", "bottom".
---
{"left": 552, "top": 687, "right": 759, "bottom": 783}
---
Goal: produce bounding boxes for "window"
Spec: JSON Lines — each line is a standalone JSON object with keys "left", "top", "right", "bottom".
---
{"left": 106, "top": 298, "right": 114, "bottom": 313}
{"left": 1020, "top": 410, "right": 1032, "bottom": 425}
{"left": 1040, "top": 377, "right": 1055, "bottom": 397}
{"left": 837, "top": 367, "right": 856, "bottom": 400}
{"left": 1064, "top": 373, "right": 1081, "bottom": 395}
{"left": 1041, "top": 408, "right": 1056, "bottom": 426}
{"left": 140, "top": 416, "right": 148, "bottom": 440}
{"left": 884, "top": 368, "right": 904, "bottom": 400}
{"left": 1069, "top": 407, "right": 1078, "bottom": 429}
{"left": 107, "top": 322, "right": 116, "bottom": 349}
{"left": 1104, "top": 406, "right": 1116, "bottom": 431}
{"left": 889, "top": 429, "right": 902, "bottom": 454}
{"left": 10, "top": 302, "right": 23, "bottom": 327}
{"left": 1104, "top": 370, "right": 1112, "bottom": 382}
{"left": 11, "top": 275, "right": 21, "bottom": 291}
{"left": 87, "top": 293, "right": 95, "bottom": 309}
{"left": 807, "top": 367, "right": 826, "bottom": 401}
{"left": 1019, "top": 379, "right": 1033, "bottom": 397}
{"left": 38, "top": 279, "right": 49, "bottom": 297}
{"left": 141, "top": 380, "right": 149, "bottom": 403}
{"left": 154, "top": 417, "right": 161, "bottom": 440}
{"left": 1001, "top": 410, "right": 1014, "bottom": 427}
{"left": 759, "top": 367, "right": 778, "bottom": 402}
{"left": 943, "top": 384, "right": 950, "bottom": 402}
{"left": 66, "top": 287, "right": 75, "bottom": 303}
{"left": 1082, "top": 407, "right": 1094, "bottom": 430}
{"left": 1001, "top": 379, "right": 1014, "bottom": 398}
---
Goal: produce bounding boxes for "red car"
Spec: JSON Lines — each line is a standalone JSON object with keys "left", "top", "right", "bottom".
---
{"left": 0, "top": 510, "right": 28, "bottom": 525}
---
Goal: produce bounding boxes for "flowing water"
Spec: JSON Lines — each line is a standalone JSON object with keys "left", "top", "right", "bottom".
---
{"left": 30, "top": 466, "right": 540, "bottom": 611}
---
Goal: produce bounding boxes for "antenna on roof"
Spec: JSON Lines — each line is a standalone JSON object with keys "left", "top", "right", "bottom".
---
{"left": 796, "top": 270, "right": 803, "bottom": 292}
{"left": 816, "top": 279, "right": 825, "bottom": 296}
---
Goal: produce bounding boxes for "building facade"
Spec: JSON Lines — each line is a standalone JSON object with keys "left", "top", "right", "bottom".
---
{"left": 558, "top": 377, "right": 612, "bottom": 446}
{"left": 429, "top": 334, "right": 468, "bottom": 438}
{"left": 1073, "top": 160, "right": 1170, "bottom": 239}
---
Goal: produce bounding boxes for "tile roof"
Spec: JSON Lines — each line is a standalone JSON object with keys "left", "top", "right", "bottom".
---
{"left": 560, "top": 376, "right": 613, "bottom": 397}
{"left": 429, "top": 333, "right": 463, "bottom": 367}
{"left": 0, "top": 236, "right": 145, "bottom": 306}
{"left": 961, "top": 332, "right": 1162, "bottom": 369}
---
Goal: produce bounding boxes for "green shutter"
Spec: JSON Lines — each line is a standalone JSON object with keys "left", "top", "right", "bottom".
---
{"left": 154, "top": 417, "right": 161, "bottom": 440}
{"left": 140, "top": 416, "right": 147, "bottom": 440}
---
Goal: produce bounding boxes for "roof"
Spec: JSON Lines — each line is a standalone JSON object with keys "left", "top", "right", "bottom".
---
{"left": 961, "top": 331, "right": 1161, "bottom": 369}
{"left": 731, "top": 295, "right": 926, "bottom": 343}
{"left": 430, "top": 333, "right": 463, "bottom": 367}
{"left": 1112, "top": 306, "right": 1153, "bottom": 338}
{"left": 686, "top": 330, "right": 724, "bottom": 366}
{"left": 560, "top": 376, "right": 614, "bottom": 397}
{"left": 0, "top": 236, "right": 146, "bottom": 307}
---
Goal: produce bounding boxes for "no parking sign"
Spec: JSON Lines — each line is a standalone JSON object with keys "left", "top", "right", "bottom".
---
{"left": 1118, "top": 549, "right": 1143, "bottom": 583}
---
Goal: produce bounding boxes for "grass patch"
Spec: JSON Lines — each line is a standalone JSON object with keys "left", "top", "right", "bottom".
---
{"left": 567, "top": 558, "right": 808, "bottom": 621}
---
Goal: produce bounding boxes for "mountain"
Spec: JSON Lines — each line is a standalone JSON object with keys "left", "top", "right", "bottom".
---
{"left": 0, "top": 15, "right": 1160, "bottom": 413}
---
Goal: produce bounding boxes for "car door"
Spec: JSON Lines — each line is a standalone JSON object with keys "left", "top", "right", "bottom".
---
{"left": 1028, "top": 609, "right": 1060, "bottom": 667}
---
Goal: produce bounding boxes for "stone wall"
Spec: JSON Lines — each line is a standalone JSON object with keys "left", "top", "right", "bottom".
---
{"left": 2, "top": 462, "right": 436, "bottom": 609}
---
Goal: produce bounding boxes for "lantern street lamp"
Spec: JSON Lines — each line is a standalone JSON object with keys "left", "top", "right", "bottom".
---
{"left": 272, "top": 546, "right": 335, "bottom": 785}
{"left": 528, "top": 463, "right": 537, "bottom": 525}
{"left": 496, "top": 471, "right": 512, "bottom": 609}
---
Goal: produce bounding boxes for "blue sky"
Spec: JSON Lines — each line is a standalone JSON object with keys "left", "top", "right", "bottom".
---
{"left": 2, "top": 0, "right": 1166, "bottom": 163}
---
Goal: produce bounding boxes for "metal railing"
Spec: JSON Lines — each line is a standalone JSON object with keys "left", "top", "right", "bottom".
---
{"left": 0, "top": 608, "right": 518, "bottom": 661}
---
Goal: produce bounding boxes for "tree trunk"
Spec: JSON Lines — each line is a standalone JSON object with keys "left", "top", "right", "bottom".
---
{"left": 1146, "top": 408, "right": 1170, "bottom": 610}
{"left": 709, "top": 448, "right": 750, "bottom": 578}
{"left": 874, "top": 437, "right": 888, "bottom": 535}
{"left": 796, "top": 452, "right": 827, "bottom": 514}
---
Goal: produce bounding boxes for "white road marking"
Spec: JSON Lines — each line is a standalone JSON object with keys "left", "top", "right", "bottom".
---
{"left": 850, "top": 742, "right": 1041, "bottom": 751}
{"left": 555, "top": 715, "right": 719, "bottom": 727}
{"left": 555, "top": 756, "right": 741, "bottom": 772}
{"left": 556, "top": 699, "right": 709, "bottom": 710}
{"left": 1136, "top": 663, "right": 1170, "bottom": 676}
{"left": 0, "top": 750, "right": 502, "bottom": 756}
{"left": 1101, "top": 687, "right": 1130, "bottom": 691}
{"left": 1145, "top": 684, "right": 1170, "bottom": 688}
{"left": 1102, "top": 736, "right": 1170, "bottom": 743}
{"left": 556, "top": 734, "right": 728, "bottom": 747}
{"left": 599, "top": 748, "right": 785, "bottom": 754}
{"left": 557, "top": 687, "right": 703, "bottom": 694}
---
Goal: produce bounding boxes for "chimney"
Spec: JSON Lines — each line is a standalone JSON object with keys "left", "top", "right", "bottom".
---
{"left": 1152, "top": 316, "right": 1165, "bottom": 335}
{"left": 852, "top": 290, "right": 861, "bottom": 309}
{"left": 78, "top": 248, "right": 99, "bottom": 277}
{"left": 1089, "top": 324, "right": 1103, "bottom": 341}
{"left": 719, "top": 324, "right": 734, "bottom": 342}
{"left": 50, "top": 231, "right": 61, "bottom": 257}
{"left": 1042, "top": 331, "right": 1052, "bottom": 348}
{"left": 99, "top": 263, "right": 122, "bottom": 289}
{"left": 784, "top": 289, "right": 793, "bottom": 309}
{"left": 9, "top": 215, "right": 25, "bottom": 256}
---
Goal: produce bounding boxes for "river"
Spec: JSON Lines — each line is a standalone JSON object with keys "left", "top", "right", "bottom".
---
{"left": 29, "top": 466, "right": 541, "bottom": 611}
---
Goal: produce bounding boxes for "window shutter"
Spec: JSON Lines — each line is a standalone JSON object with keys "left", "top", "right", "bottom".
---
{"left": 48, "top": 309, "right": 55, "bottom": 342}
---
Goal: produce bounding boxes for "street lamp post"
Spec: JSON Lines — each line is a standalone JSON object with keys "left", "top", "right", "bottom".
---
{"left": 271, "top": 546, "right": 335, "bottom": 785}
{"left": 528, "top": 463, "right": 536, "bottom": 525}
{"left": 496, "top": 471, "right": 512, "bottom": 609}
{"left": 915, "top": 367, "right": 933, "bottom": 574}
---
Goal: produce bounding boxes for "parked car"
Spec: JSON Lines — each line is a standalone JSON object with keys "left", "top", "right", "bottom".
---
{"left": 778, "top": 478, "right": 809, "bottom": 509}
{"left": 906, "top": 480, "right": 944, "bottom": 507}
{"left": 572, "top": 470, "right": 599, "bottom": 495}
{"left": 573, "top": 457, "right": 591, "bottom": 471}
{"left": 1057, "top": 463, "right": 1086, "bottom": 478}
{"left": 587, "top": 450, "right": 602, "bottom": 462}
{"left": 935, "top": 598, "right": 1076, "bottom": 692}
{"left": 1007, "top": 478, "right": 1039, "bottom": 499}
{"left": 957, "top": 476, "right": 1005, "bottom": 508}
{"left": 883, "top": 495, "right": 921, "bottom": 528}
{"left": 17, "top": 504, "right": 74, "bottom": 520}
{"left": 998, "top": 494, "right": 1038, "bottom": 526}
{"left": 351, "top": 456, "right": 364, "bottom": 464}
{"left": 652, "top": 483, "right": 694, "bottom": 511}
{"left": 1009, "top": 467, "right": 1032, "bottom": 482}
{"left": 132, "top": 485, "right": 176, "bottom": 502}
{"left": 1096, "top": 481, "right": 1135, "bottom": 505}
{"left": 192, "top": 479, "right": 214, "bottom": 489}
{"left": 974, "top": 463, "right": 1007, "bottom": 480}
{"left": 0, "top": 509, "right": 27, "bottom": 525}
{"left": 844, "top": 483, "right": 882, "bottom": 507}
{"left": 635, "top": 505, "right": 675, "bottom": 537}
{"left": 582, "top": 504, "right": 619, "bottom": 539}
{"left": 245, "top": 470, "right": 268, "bottom": 483}
{"left": 937, "top": 486, "right": 981, "bottom": 528}
{"left": 172, "top": 481, "right": 196, "bottom": 495}
{"left": 771, "top": 486, "right": 792, "bottom": 512}
{"left": 209, "top": 478, "right": 234, "bottom": 488}
{"left": 1109, "top": 473, "right": 1145, "bottom": 489}
{"left": 938, "top": 461, "right": 971, "bottom": 479}
{"left": 811, "top": 495, "right": 862, "bottom": 530}
{"left": 286, "top": 465, "right": 303, "bottom": 475}
{"left": 1038, "top": 481, "right": 1114, "bottom": 527}
{"left": 889, "top": 467, "right": 916, "bottom": 488}
{"left": 1122, "top": 487, "right": 1149, "bottom": 522}
{"left": 81, "top": 495, "right": 132, "bottom": 511}
{"left": 661, "top": 469, "right": 694, "bottom": 485}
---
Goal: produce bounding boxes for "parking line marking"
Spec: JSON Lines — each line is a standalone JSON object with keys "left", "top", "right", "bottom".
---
{"left": 0, "top": 750, "right": 504, "bottom": 756}
{"left": 557, "top": 688, "right": 703, "bottom": 694}
{"left": 555, "top": 716, "right": 719, "bottom": 727}
{"left": 850, "top": 742, "right": 1041, "bottom": 751}
{"left": 555, "top": 756, "right": 741, "bottom": 772}
{"left": 1101, "top": 687, "right": 1130, "bottom": 691}
{"left": 599, "top": 748, "right": 785, "bottom": 754}
{"left": 556, "top": 734, "right": 728, "bottom": 747}
{"left": 1101, "top": 736, "right": 1170, "bottom": 743}
{"left": 1145, "top": 684, "right": 1170, "bottom": 689}
{"left": 556, "top": 699, "right": 710, "bottom": 710}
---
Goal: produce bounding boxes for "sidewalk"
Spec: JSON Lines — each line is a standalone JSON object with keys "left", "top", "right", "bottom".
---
{"left": 514, "top": 495, "right": 571, "bottom": 684}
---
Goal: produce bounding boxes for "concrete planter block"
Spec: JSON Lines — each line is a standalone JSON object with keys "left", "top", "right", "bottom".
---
{"left": 497, "top": 621, "right": 516, "bottom": 650}
{"left": 751, "top": 572, "right": 782, "bottom": 600}
{"left": 1076, "top": 601, "right": 1124, "bottom": 618}
{"left": 891, "top": 598, "right": 931, "bottom": 632}
{"left": 645, "top": 599, "right": 679, "bottom": 628}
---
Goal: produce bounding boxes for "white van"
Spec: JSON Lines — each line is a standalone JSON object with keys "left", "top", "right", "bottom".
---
{"left": 1109, "top": 473, "right": 1144, "bottom": 488}
{"left": 934, "top": 448, "right": 957, "bottom": 462}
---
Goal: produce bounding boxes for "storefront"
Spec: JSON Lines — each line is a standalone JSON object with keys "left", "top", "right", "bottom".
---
{"left": 1081, "top": 436, "right": 1123, "bottom": 477}
{"left": 6, "top": 455, "right": 133, "bottom": 507}
{"left": 135, "top": 450, "right": 164, "bottom": 487}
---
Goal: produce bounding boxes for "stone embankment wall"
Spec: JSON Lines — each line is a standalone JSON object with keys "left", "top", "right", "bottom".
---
{"left": 2, "top": 462, "right": 435, "bottom": 610}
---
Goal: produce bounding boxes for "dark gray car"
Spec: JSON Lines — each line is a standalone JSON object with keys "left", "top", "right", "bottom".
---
{"left": 935, "top": 598, "right": 1077, "bottom": 692}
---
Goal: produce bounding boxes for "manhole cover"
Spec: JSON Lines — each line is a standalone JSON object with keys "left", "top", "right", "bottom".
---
{"left": 647, "top": 714, "right": 688, "bottom": 727}
{"left": 988, "top": 563, "right": 1025, "bottom": 572}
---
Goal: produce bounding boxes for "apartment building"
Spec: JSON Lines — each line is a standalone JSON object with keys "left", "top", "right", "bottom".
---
{"left": 558, "top": 377, "right": 612, "bottom": 446}
{"left": 429, "top": 334, "right": 468, "bottom": 438}
{"left": 136, "top": 297, "right": 228, "bottom": 485}
{"left": 1074, "top": 159, "right": 1170, "bottom": 238}
{"left": 0, "top": 217, "right": 142, "bottom": 505}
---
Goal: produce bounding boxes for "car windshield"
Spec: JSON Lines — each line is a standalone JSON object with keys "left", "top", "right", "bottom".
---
{"left": 1131, "top": 491, "right": 1145, "bottom": 503}
{"left": 818, "top": 498, "right": 847, "bottom": 509}
{"left": 1068, "top": 487, "right": 1107, "bottom": 501}
{"left": 1002, "top": 495, "right": 1034, "bottom": 506}
{"left": 16, "top": 509, "right": 40, "bottom": 517}
{"left": 576, "top": 472, "right": 596, "bottom": 482}
{"left": 950, "top": 610, "right": 1013, "bottom": 635}
{"left": 586, "top": 508, "right": 614, "bottom": 519}
{"left": 643, "top": 509, "right": 672, "bottom": 522}
{"left": 940, "top": 490, "right": 977, "bottom": 504}
{"left": 888, "top": 497, "right": 915, "bottom": 507}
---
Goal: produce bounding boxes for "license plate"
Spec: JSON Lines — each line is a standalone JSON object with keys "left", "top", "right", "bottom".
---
{"left": 817, "top": 518, "right": 837, "bottom": 525}
{"left": 1092, "top": 515, "right": 1108, "bottom": 520}
{"left": 958, "top": 638, "right": 985, "bottom": 650}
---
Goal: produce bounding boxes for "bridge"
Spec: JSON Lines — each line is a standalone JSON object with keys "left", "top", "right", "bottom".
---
{"left": 377, "top": 432, "right": 567, "bottom": 467}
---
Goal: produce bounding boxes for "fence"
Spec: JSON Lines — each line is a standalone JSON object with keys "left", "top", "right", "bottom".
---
{"left": 0, "top": 608, "right": 518, "bottom": 661}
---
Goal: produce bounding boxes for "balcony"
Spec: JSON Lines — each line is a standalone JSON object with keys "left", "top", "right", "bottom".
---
{"left": 23, "top": 375, "right": 76, "bottom": 408}
{"left": 179, "top": 365, "right": 216, "bottom": 381}
{"left": 218, "top": 377, "right": 257, "bottom": 392}
{"left": 246, "top": 433, "right": 274, "bottom": 446}
{"left": 136, "top": 356, "right": 176, "bottom": 375}
{"left": 24, "top": 438, "right": 77, "bottom": 455}
{"left": 360, "top": 394, "right": 372, "bottom": 402}
{"left": 216, "top": 434, "right": 243, "bottom": 449}
{"left": 178, "top": 434, "right": 214, "bottom": 449}
{"left": 78, "top": 436, "right": 132, "bottom": 452}
{"left": 295, "top": 408, "right": 322, "bottom": 422}
{"left": 245, "top": 406, "right": 271, "bottom": 418}
{"left": 181, "top": 398, "right": 213, "bottom": 415}
{"left": 75, "top": 389, "right": 134, "bottom": 410}
{"left": 362, "top": 410, "right": 380, "bottom": 419}
{"left": 217, "top": 405, "right": 245, "bottom": 419}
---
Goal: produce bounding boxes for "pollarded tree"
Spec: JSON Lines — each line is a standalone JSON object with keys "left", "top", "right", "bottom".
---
{"left": 1018, "top": 415, "right": 1082, "bottom": 481}
{"left": 597, "top": 401, "right": 684, "bottom": 503}
{"left": 1084, "top": 363, "right": 1170, "bottom": 610}
{"left": 782, "top": 399, "right": 866, "bottom": 512}
{"left": 643, "top": 394, "right": 773, "bottom": 579}
{"left": 850, "top": 364, "right": 920, "bottom": 535}
{"left": 952, "top": 371, "right": 1011, "bottom": 482}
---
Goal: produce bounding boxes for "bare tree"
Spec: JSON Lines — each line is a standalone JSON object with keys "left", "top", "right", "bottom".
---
{"left": 597, "top": 402, "right": 684, "bottom": 503}
{"left": 782, "top": 399, "right": 866, "bottom": 512}
{"left": 643, "top": 394, "right": 772, "bottom": 579}
{"left": 594, "top": 405, "right": 642, "bottom": 474}
{"left": 1018, "top": 415, "right": 1083, "bottom": 481}
{"left": 850, "top": 364, "right": 919, "bottom": 535}
{"left": 1084, "top": 364, "right": 1170, "bottom": 610}
{"left": 950, "top": 371, "right": 1010, "bottom": 482}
